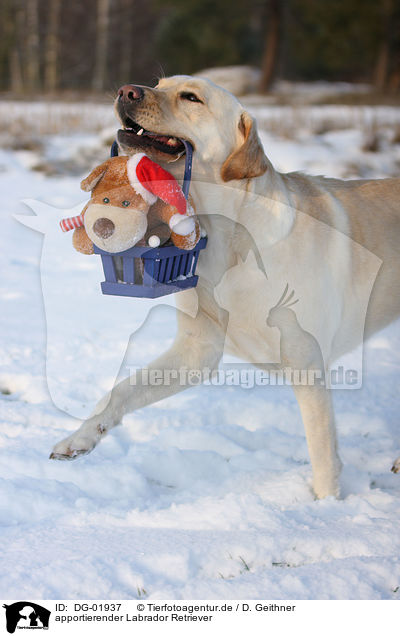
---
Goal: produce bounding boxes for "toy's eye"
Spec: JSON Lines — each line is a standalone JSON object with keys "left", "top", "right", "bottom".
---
{"left": 122, "top": 200, "right": 130, "bottom": 207}
{"left": 103, "top": 197, "right": 110, "bottom": 203}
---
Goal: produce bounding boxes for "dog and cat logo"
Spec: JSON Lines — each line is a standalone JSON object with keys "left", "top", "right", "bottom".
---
{"left": 2, "top": 603, "right": 50, "bottom": 633}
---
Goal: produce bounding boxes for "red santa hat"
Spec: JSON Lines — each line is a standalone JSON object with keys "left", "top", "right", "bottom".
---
{"left": 126, "top": 153, "right": 187, "bottom": 215}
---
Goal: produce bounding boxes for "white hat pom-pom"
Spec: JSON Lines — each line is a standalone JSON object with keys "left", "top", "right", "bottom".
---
{"left": 148, "top": 235, "right": 161, "bottom": 247}
{"left": 169, "top": 213, "right": 196, "bottom": 236}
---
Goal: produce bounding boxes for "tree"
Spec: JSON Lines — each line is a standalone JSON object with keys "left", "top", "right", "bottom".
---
{"left": 0, "top": 0, "right": 24, "bottom": 93}
{"left": 26, "top": 0, "right": 41, "bottom": 92}
{"left": 154, "top": 0, "right": 261, "bottom": 75}
{"left": 119, "top": 0, "right": 133, "bottom": 82}
{"left": 258, "top": 0, "right": 282, "bottom": 93}
{"left": 92, "top": 0, "right": 111, "bottom": 92}
{"left": 373, "top": 0, "right": 400, "bottom": 93}
{"left": 44, "top": 0, "right": 61, "bottom": 92}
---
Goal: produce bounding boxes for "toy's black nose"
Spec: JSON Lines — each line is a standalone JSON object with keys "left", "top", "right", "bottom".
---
{"left": 93, "top": 218, "right": 115, "bottom": 239}
{"left": 118, "top": 84, "right": 144, "bottom": 102}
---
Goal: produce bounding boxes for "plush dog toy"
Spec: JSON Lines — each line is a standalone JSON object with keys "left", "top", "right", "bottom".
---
{"left": 60, "top": 154, "right": 200, "bottom": 254}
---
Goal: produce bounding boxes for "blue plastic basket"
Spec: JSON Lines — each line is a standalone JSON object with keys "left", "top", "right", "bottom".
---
{"left": 93, "top": 236, "right": 207, "bottom": 298}
{"left": 93, "top": 139, "right": 205, "bottom": 298}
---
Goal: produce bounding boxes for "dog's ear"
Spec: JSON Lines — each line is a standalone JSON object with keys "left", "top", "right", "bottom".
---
{"left": 80, "top": 159, "right": 112, "bottom": 192}
{"left": 221, "top": 111, "right": 268, "bottom": 182}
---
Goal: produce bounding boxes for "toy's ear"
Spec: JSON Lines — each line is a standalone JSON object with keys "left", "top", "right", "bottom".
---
{"left": 80, "top": 159, "right": 112, "bottom": 192}
{"left": 221, "top": 111, "right": 268, "bottom": 182}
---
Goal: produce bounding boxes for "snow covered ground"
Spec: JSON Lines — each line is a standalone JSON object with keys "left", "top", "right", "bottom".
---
{"left": 0, "top": 99, "right": 400, "bottom": 600}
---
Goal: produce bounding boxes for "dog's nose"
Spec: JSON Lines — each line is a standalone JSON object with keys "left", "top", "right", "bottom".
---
{"left": 93, "top": 218, "right": 115, "bottom": 239}
{"left": 118, "top": 84, "right": 144, "bottom": 102}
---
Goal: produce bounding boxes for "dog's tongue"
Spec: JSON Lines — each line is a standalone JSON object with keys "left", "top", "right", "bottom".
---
{"left": 145, "top": 131, "right": 179, "bottom": 147}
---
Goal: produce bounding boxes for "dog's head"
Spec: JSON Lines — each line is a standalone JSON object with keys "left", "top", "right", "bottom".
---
{"left": 115, "top": 75, "right": 268, "bottom": 182}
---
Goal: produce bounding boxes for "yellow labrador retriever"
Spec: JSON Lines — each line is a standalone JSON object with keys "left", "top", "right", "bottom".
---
{"left": 51, "top": 76, "right": 400, "bottom": 499}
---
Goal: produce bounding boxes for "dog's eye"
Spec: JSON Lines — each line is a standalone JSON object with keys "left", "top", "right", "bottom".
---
{"left": 103, "top": 197, "right": 110, "bottom": 203}
{"left": 180, "top": 92, "right": 203, "bottom": 103}
{"left": 122, "top": 200, "right": 130, "bottom": 207}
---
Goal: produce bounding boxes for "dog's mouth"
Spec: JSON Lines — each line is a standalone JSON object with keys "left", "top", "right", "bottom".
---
{"left": 118, "top": 115, "right": 187, "bottom": 157}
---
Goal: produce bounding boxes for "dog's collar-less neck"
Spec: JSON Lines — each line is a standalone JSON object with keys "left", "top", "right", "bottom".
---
{"left": 111, "top": 139, "right": 193, "bottom": 201}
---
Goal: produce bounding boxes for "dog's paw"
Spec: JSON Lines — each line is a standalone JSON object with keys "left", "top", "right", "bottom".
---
{"left": 391, "top": 457, "right": 400, "bottom": 474}
{"left": 50, "top": 432, "right": 97, "bottom": 461}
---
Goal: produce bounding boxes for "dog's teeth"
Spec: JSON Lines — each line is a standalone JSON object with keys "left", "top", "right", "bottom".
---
{"left": 137, "top": 128, "right": 144, "bottom": 136}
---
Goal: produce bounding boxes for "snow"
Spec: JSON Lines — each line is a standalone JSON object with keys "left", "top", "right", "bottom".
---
{"left": 1, "top": 99, "right": 400, "bottom": 601}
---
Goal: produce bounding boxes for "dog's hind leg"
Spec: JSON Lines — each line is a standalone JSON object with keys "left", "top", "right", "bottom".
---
{"left": 265, "top": 299, "right": 342, "bottom": 499}
{"left": 50, "top": 308, "right": 225, "bottom": 460}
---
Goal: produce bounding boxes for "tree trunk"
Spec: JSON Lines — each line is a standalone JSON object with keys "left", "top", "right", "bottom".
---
{"left": 26, "top": 0, "right": 40, "bottom": 92}
{"left": 373, "top": 0, "right": 393, "bottom": 92}
{"left": 92, "top": 0, "right": 110, "bottom": 92}
{"left": 119, "top": 0, "right": 133, "bottom": 82}
{"left": 44, "top": 0, "right": 61, "bottom": 93}
{"left": 258, "top": 0, "right": 282, "bottom": 93}
{"left": 388, "top": 58, "right": 400, "bottom": 93}
{"left": 10, "top": 48, "right": 23, "bottom": 94}
{"left": 8, "top": 0, "right": 24, "bottom": 94}
{"left": 374, "top": 42, "right": 389, "bottom": 91}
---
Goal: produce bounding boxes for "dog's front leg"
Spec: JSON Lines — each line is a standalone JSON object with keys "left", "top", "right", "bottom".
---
{"left": 50, "top": 309, "right": 225, "bottom": 460}
{"left": 292, "top": 382, "right": 342, "bottom": 499}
